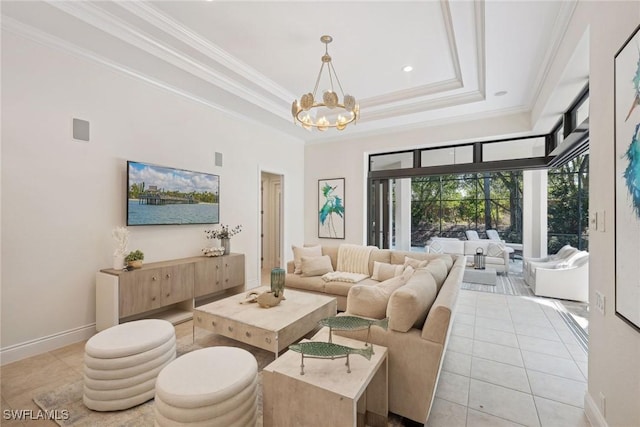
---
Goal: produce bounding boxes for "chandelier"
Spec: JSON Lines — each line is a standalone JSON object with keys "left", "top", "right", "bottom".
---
{"left": 291, "top": 35, "right": 359, "bottom": 131}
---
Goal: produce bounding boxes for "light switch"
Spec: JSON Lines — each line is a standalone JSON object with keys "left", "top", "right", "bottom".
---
{"left": 597, "top": 210, "right": 605, "bottom": 232}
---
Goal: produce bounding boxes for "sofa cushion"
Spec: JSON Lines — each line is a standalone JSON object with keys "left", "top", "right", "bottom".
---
{"left": 386, "top": 270, "right": 438, "bottom": 332}
{"left": 404, "top": 256, "right": 428, "bottom": 270}
{"left": 292, "top": 245, "right": 322, "bottom": 274}
{"left": 368, "top": 249, "right": 392, "bottom": 276}
{"left": 284, "top": 274, "right": 326, "bottom": 293}
{"left": 321, "top": 246, "right": 339, "bottom": 270}
{"left": 487, "top": 242, "right": 505, "bottom": 257}
{"left": 389, "top": 250, "right": 429, "bottom": 265}
{"left": 300, "top": 255, "right": 334, "bottom": 277}
{"left": 432, "top": 239, "right": 465, "bottom": 255}
{"left": 346, "top": 275, "right": 406, "bottom": 319}
{"left": 423, "top": 259, "right": 448, "bottom": 290}
{"left": 372, "top": 261, "right": 404, "bottom": 281}
{"left": 428, "top": 240, "right": 444, "bottom": 254}
{"left": 326, "top": 278, "right": 378, "bottom": 297}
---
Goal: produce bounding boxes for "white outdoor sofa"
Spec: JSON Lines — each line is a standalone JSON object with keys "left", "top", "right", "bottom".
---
{"left": 524, "top": 246, "right": 589, "bottom": 302}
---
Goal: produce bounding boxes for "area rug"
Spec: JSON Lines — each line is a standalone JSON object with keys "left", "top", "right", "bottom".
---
{"left": 33, "top": 334, "right": 271, "bottom": 427}
{"left": 33, "top": 331, "right": 407, "bottom": 426}
{"left": 461, "top": 271, "right": 534, "bottom": 297}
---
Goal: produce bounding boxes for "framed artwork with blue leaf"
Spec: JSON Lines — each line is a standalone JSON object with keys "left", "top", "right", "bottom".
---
{"left": 614, "top": 23, "right": 640, "bottom": 332}
{"left": 318, "top": 178, "right": 345, "bottom": 239}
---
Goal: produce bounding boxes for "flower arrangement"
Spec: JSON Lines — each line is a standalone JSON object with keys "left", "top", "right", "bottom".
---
{"left": 112, "top": 226, "right": 130, "bottom": 256}
{"left": 205, "top": 224, "right": 243, "bottom": 240}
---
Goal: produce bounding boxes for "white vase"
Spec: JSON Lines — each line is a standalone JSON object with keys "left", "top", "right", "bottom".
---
{"left": 221, "top": 238, "right": 230, "bottom": 255}
{"left": 113, "top": 254, "right": 125, "bottom": 270}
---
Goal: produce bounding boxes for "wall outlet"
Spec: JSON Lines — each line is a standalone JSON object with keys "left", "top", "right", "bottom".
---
{"left": 599, "top": 392, "right": 606, "bottom": 417}
{"left": 595, "top": 291, "right": 605, "bottom": 315}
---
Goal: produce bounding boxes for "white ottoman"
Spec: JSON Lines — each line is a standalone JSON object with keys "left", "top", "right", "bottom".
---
{"left": 83, "top": 319, "right": 176, "bottom": 411}
{"left": 154, "top": 347, "right": 258, "bottom": 427}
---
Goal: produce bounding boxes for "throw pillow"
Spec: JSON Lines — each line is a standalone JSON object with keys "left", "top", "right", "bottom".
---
{"left": 403, "top": 256, "right": 428, "bottom": 269}
{"left": 346, "top": 275, "right": 406, "bottom": 319}
{"left": 300, "top": 255, "right": 334, "bottom": 277}
{"left": 428, "top": 240, "right": 443, "bottom": 254}
{"left": 372, "top": 261, "right": 404, "bottom": 281}
{"left": 387, "top": 270, "right": 438, "bottom": 332}
{"left": 424, "top": 259, "right": 448, "bottom": 290}
{"left": 292, "top": 245, "right": 322, "bottom": 274}
{"left": 487, "top": 242, "right": 504, "bottom": 257}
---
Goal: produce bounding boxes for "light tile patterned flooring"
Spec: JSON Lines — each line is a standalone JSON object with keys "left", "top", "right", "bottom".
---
{"left": 0, "top": 286, "right": 590, "bottom": 427}
{"left": 426, "top": 289, "right": 590, "bottom": 427}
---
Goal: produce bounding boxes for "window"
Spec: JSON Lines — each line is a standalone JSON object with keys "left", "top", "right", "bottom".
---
{"left": 407, "top": 172, "right": 523, "bottom": 247}
{"left": 547, "top": 153, "right": 589, "bottom": 252}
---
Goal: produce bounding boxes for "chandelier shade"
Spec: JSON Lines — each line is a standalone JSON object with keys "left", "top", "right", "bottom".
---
{"left": 292, "top": 35, "right": 359, "bottom": 131}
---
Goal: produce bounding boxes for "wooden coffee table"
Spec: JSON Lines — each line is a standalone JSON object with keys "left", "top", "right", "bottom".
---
{"left": 193, "top": 287, "right": 337, "bottom": 358}
{"left": 262, "top": 328, "right": 388, "bottom": 427}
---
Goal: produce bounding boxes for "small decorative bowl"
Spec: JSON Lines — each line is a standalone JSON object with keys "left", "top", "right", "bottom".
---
{"left": 202, "top": 247, "right": 225, "bottom": 257}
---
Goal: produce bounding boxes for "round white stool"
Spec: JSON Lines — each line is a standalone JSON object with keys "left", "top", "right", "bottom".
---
{"left": 83, "top": 319, "right": 176, "bottom": 411}
{"left": 154, "top": 347, "right": 258, "bottom": 427}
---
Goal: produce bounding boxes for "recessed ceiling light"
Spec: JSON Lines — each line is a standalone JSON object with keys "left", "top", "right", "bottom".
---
{"left": 402, "top": 65, "right": 413, "bottom": 73}
{"left": 494, "top": 90, "right": 508, "bottom": 97}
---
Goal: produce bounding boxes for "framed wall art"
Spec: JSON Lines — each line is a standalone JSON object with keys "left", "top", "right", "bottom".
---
{"left": 614, "top": 23, "right": 640, "bottom": 332}
{"left": 318, "top": 178, "right": 345, "bottom": 239}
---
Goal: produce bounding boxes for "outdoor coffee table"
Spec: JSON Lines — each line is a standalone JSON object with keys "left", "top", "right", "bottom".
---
{"left": 193, "top": 286, "right": 337, "bottom": 358}
{"left": 463, "top": 267, "right": 498, "bottom": 285}
{"left": 262, "top": 328, "right": 388, "bottom": 427}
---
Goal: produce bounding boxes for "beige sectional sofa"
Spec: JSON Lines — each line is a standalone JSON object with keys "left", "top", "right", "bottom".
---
{"left": 285, "top": 245, "right": 465, "bottom": 423}
{"left": 426, "top": 237, "right": 510, "bottom": 274}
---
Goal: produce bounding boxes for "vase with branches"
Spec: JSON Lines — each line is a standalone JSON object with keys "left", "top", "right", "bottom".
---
{"left": 204, "top": 224, "right": 242, "bottom": 254}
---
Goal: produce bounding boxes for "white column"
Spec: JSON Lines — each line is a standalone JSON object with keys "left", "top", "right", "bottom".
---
{"left": 394, "top": 177, "right": 412, "bottom": 250}
{"left": 523, "top": 170, "right": 548, "bottom": 258}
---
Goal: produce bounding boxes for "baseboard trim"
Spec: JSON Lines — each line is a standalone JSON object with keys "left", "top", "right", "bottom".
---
{"left": 584, "top": 391, "right": 608, "bottom": 427}
{"left": 1, "top": 323, "right": 96, "bottom": 366}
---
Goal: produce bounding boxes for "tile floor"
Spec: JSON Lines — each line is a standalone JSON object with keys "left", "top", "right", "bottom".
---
{"left": 426, "top": 289, "right": 590, "bottom": 427}
{"left": 0, "top": 288, "right": 590, "bottom": 427}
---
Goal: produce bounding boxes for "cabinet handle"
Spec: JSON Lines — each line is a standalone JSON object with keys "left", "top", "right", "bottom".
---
{"left": 152, "top": 276, "right": 157, "bottom": 281}
{"left": 228, "top": 326, "right": 233, "bottom": 332}
{"left": 166, "top": 274, "right": 171, "bottom": 279}
{"left": 197, "top": 316, "right": 202, "bottom": 323}
{"left": 211, "top": 320, "right": 216, "bottom": 326}
{"left": 265, "top": 337, "right": 271, "bottom": 344}
{"left": 216, "top": 265, "right": 219, "bottom": 270}
{"left": 166, "top": 293, "right": 170, "bottom": 298}
{"left": 245, "top": 331, "right": 251, "bottom": 338}
{"left": 152, "top": 297, "right": 156, "bottom": 301}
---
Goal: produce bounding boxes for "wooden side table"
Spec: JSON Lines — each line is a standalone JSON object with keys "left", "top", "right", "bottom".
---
{"left": 262, "top": 328, "right": 388, "bottom": 427}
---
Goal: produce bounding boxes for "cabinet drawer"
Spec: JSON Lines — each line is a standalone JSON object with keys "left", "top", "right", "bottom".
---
{"left": 194, "top": 310, "right": 276, "bottom": 352}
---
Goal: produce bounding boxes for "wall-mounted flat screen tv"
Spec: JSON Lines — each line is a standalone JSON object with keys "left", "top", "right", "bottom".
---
{"left": 127, "top": 161, "right": 219, "bottom": 226}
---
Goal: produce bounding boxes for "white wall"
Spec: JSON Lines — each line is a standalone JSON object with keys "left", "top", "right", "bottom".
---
{"left": 577, "top": 2, "right": 640, "bottom": 426}
{"left": 0, "top": 32, "right": 305, "bottom": 361}
{"left": 303, "top": 112, "right": 531, "bottom": 247}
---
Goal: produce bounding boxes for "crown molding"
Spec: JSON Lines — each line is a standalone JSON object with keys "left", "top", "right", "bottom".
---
{"left": 526, "top": 0, "right": 578, "bottom": 110}
{"left": 474, "top": 0, "right": 486, "bottom": 96}
{"left": 362, "top": 90, "right": 485, "bottom": 122}
{"left": 118, "top": 1, "right": 294, "bottom": 102}
{"left": 442, "top": 0, "right": 463, "bottom": 84}
{"left": 306, "top": 104, "right": 531, "bottom": 145}
{"left": 46, "top": 1, "right": 291, "bottom": 121}
{"left": 1, "top": 16, "right": 295, "bottom": 137}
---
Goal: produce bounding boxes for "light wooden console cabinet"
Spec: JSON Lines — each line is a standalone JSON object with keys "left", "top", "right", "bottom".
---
{"left": 96, "top": 254, "right": 245, "bottom": 331}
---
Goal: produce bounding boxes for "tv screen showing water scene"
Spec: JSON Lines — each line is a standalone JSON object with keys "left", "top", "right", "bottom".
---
{"left": 127, "top": 161, "right": 219, "bottom": 226}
